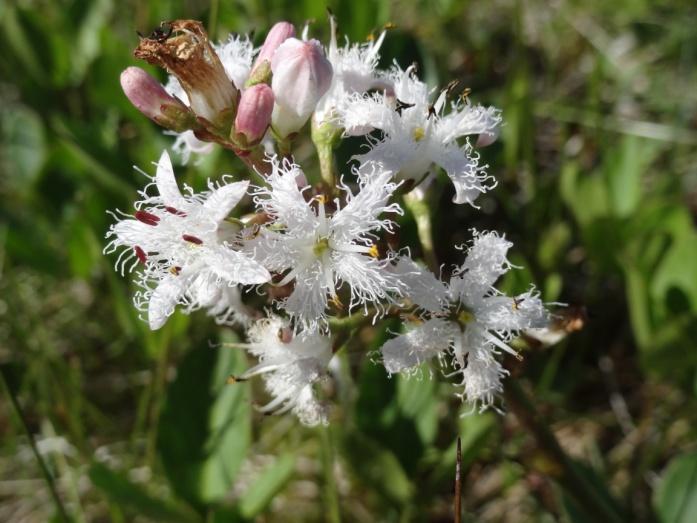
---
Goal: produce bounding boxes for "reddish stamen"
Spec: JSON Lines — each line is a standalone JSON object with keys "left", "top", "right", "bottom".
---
{"left": 170, "top": 266, "right": 182, "bottom": 275}
{"left": 182, "top": 234, "right": 203, "bottom": 245}
{"left": 135, "top": 210, "right": 160, "bottom": 226}
{"left": 134, "top": 246, "right": 147, "bottom": 264}
{"left": 165, "top": 206, "right": 187, "bottom": 217}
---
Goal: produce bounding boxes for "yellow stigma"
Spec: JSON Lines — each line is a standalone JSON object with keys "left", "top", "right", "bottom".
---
{"left": 368, "top": 244, "right": 379, "bottom": 258}
{"left": 313, "top": 236, "right": 330, "bottom": 256}
{"left": 458, "top": 310, "right": 475, "bottom": 324}
{"left": 413, "top": 127, "right": 425, "bottom": 142}
{"left": 315, "top": 194, "right": 328, "bottom": 204}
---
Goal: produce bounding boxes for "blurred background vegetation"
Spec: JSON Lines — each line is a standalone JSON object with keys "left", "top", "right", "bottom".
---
{"left": 2, "top": 0, "right": 697, "bottom": 521}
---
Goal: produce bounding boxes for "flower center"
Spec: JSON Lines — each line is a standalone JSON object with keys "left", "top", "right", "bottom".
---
{"left": 412, "top": 126, "right": 425, "bottom": 142}
{"left": 313, "top": 236, "right": 330, "bottom": 257}
{"left": 454, "top": 308, "right": 475, "bottom": 325}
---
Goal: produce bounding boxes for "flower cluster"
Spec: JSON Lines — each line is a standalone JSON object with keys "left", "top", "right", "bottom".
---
{"left": 108, "top": 17, "right": 551, "bottom": 425}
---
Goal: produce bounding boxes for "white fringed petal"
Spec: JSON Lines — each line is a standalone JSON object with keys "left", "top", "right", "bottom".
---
{"left": 381, "top": 318, "right": 458, "bottom": 374}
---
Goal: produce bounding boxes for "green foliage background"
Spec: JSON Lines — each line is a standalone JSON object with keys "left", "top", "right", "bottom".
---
{"left": 2, "top": 0, "right": 697, "bottom": 521}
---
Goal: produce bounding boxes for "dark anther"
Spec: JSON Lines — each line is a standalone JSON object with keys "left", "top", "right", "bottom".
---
{"left": 182, "top": 234, "right": 203, "bottom": 245}
{"left": 427, "top": 104, "right": 437, "bottom": 119}
{"left": 134, "top": 246, "right": 147, "bottom": 264}
{"left": 165, "top": 206, "right": 186, "bottom": 217}
{"left": 445, "top": 79, "right": 460, "bottom": 95}
{"left": 395, "top": 98, "right": 415, "bottom": 115}
{"left": 135, "top": 210, "right": 160, "bottom": 226}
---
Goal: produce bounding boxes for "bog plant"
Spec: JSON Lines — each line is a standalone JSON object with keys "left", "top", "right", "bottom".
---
{"left": 106, "top": 16, "right": 552, "bottom": 426}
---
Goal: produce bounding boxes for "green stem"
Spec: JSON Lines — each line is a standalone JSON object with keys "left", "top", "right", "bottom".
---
{"left": 503, "top": 380, "right": 623, "bottom": 523}
{"left": 311, "top": 118, "right": 341, "bottom": 193}
{"left": 145, "top": 340, "right": 171, "bottom": 469}
{"left": 316, "top": 142, "right": 337, "bottom": 190}
{"left": 403, "top": 191, "right": 438, "bottom": 272}
{"left": 320, "top": 427, "right": 341, "bottom": 523}
{"left": 0, "top": 367, "right": 71, "bottom": 522}
{"left": 207, "top": 0, "right": 219, "bottom": 39}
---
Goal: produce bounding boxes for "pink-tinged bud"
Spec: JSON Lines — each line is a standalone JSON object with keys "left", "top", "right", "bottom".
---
{"left": 135, "top": 20, "right": 237, "bottom": 128}
{"left": 251, "top": 22, "right": 296, "bottom": 77}
{"left": 120, "top": 67, "right": 195, "bottom": 132}
{"left": 270, "top": 38, "right": 333, "bottom": 137}
{"left": 476, "top": 128, "right": 499, "bottom": 148}
{"left": 233, "top": 84, "right": 274, "bottom": 147}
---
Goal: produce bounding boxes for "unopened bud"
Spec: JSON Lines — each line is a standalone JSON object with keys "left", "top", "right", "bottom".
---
{"left": 249, "top": 22, "right": 296, "bottom": 83}
{"left": 475, "top": 128, "right": 499, "bottom": 148}
{"left": 134, "top": 20, "right": 237, "bottom": 128}
{"left": 120, "top": 67, "right": 195, "bottom": 132}
{"left": 233, "top": 84, "right": 274, "bottom": 147}
{"left": 270, "top": 38, "right": 333, "bottom": 137}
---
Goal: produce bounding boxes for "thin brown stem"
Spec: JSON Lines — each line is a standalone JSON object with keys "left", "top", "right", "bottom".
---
{"left": 504, "top": 380, "right": 623, "bottom": 523}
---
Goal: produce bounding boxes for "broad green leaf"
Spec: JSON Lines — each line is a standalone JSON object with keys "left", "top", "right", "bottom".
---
{"left": 604, "top": 135, "right": 655, "bottom": 218}
{"left": 396, "top": 371, "right": 439, "bottom": 445}
{"left": 88, "top": 463, "right": 199, "bottom": 523}
{"left": 341, "top": 432, "right": 413, "bottom": 507}
{"left": 238, "top": 454, "right": 296, "bottom": 518}
{"left": 158, "top": 336, "right": 251, "bottom": 507}
{"left": 655, "top": 452, "right": 697, "bottom": 523}
{"left": 0, "top": 104, "right": 46, "bottom": 189}
{"left": 71, "top": 0, "right": 113, "bottom": 83}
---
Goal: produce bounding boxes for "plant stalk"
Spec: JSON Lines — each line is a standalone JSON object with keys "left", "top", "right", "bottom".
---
{"left": 1, "top": 367, "right": 71, "bottom": 522}
{"left": 503, "top": 380, "right": 623, "bottom": 523}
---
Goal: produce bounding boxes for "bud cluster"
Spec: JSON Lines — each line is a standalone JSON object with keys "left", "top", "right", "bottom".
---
{"left": 108, "top": 16, "right": 555, "bottom": 426}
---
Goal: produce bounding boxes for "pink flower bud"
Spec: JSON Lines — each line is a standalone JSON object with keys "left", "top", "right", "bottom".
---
{"left": 476, "top": 128, "right": 499, "bottom": 148}
{"left": 270, "top": 38, "right": 333, "bottom": 137}
{"left": 234, "top": 84, "right": 274, "bottom": 146}
{"left": 251, "top": 22, "right": 296, "bottom": 76}
{"left": 120, "top": 67, "right": 194, "bottom": 132}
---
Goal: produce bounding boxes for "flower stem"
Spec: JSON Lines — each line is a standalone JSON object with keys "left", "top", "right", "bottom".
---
{"left": 503, "top": 380, "right": 623, "bottom": 523}
{"left": 404, "top": 191, "right": 438, "bottom": 272}
{"left": 311, "top": 119, "right": 341, "bottom": 193}
{"left": 320, "top": 427, "right": 341, "bottom": 523}
{"left": 0, "top": 367, "right": 71, "bottom": 522}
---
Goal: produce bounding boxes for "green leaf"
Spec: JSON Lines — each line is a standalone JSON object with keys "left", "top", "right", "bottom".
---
{"left": 88, "top": 463, "right": 199, "bottom": 523}
{"left": 0, "top": 104, "right": 46, "bottom": 189}
{"left": 654, "top": 452, "right": 697, "bottom": 523}
{"left": 71, "top": 0, "right": 113, "bottom": 83}
{"left": 238, "top": 454, "right": 296, "bottom": 518}
{"left": 396, "top": 371, "right": 438, "bottom": 445}
{"left": 341, "top": 432, "right": 413, "bottom": 507}
{"left": 158, "top": 336, "right": 251, "bottom": 507}
{"left": 603, "top": 135, "right": 656, "bottom": 218}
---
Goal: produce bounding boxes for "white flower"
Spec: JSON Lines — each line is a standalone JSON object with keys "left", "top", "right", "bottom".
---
{"left": 164, "top": 35, "right": 256, "bottom": 163}
{"left": 249, "top": 158, "right": 404, "bottom": 331}
{"left": 381, "top": 231, "right": 549, "bottom": 410}
{"left": 104, "top": 150, "right": 270, "bottom": 330}
{"left": 215, "top": 34, "right": 256, "bottom": 91}
{"left": 338, "top": 65, "right": 502, "bottom": 205}
{"left": 312, "top": 16, "right": 391, "bottom": 126}
{"left": 234, "top": 315, "right": 333, "bottom": 426}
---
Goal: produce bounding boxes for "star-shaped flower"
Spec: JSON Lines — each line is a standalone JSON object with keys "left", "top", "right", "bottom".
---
{"left": 249, "top": 158, "right": 404, "bottom": 331}
{"left": 382, "top": 231, "right": 549, "bottom": 410}
{"left": 233, "top": 315, "right": 333, "bottom": 426}
{"left": 105, "top": 150, "right": 270, "bottom": 329}
{"left": 338, "top": 65, "right": 502, "bottom": 205}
